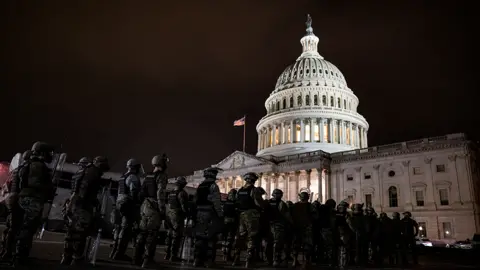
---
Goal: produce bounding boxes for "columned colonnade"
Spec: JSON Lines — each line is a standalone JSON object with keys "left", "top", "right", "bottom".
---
{"left": 258, "top": 118, "right": 367, "bottom": 151}
{"left": 216, "top": 168, "right": 331, "bottom": 203}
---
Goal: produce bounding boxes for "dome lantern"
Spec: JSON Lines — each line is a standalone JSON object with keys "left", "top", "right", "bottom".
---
{"left": 298, "top": 14, "right": 323, "bottom": 61}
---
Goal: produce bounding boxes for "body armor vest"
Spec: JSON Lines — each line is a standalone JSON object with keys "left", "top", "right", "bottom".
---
{"left": 18, "top": 160, "right": 49, "bottom": 192}
{"left": 236, "top": 185, "right": 255, "bottom": 211}
{"left": 75, "top": 165, "right": 103, "bottom": 207}
{"left": 268, "top": 199, "right": 282, "bottom": 221}
{"left": 168, "top": 190, "right": 181, "bottom": 210}
{"left": 142, "top": 173, "right": 157, "bottom": 199}
{"left": 117, "top": 173, "right": 132, "bottom": 196}
{"left": 195, "top": 181, "right": 213, "bottom": 206}
{"left": 292, "top": 202, "right": 313, "bottom": 225}
{"left": 223, "top": 200, "right": 237, "bottom": 218}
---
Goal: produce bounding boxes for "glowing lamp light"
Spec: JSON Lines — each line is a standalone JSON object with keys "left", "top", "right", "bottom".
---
{"left": 446, "top": 231, "right": 450, "bottom": 235}
{"left": 419, "top": 226, "right": 423, "bottom": 230}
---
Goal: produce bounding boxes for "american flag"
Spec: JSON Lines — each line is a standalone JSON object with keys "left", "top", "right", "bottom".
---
{"left": 233, "top": 116, "right": 245, "bottom": 126}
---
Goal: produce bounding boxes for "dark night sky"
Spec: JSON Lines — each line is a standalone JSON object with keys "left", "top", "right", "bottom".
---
{"left": 0, "top": 0, "right": 477, "bottom": 176}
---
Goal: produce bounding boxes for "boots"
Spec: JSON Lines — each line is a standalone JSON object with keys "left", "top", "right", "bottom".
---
{"left": 292, "top": 254, "right": 299, "bottom": 267}
{"left": 231, "top": 254, "right": 240, "bottom": 266}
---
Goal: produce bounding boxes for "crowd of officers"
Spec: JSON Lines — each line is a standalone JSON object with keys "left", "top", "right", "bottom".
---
{"left": 0, "top": 141, "right": 420, "bottom": 269}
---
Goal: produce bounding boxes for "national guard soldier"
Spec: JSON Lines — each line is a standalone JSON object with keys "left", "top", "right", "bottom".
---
{"left": 193, "top": 167, "right": 224, "bottom": 267}
{"left": 401, "top": 211, "right": 419, "bottom": 266}
{"left": 222, "top": 189, "right": 238, "bottom": 262}
{"left": 364, "top": 206, "right": 380, "bottom": 265}
{"left": 378, "top": 212, "right": 394, "bottom": 266}
{"left": 133, "top": 163, "right": 164, "bottom": 268}
{"left": 69, "top": 157, "right": 91, "bottom": 195}
{"left": 390, "top": 212, "right": 403, "bottom": 265}
{"left": 165, "top": 176, "right": 189, "bottom": 262}
{"left": 284, "top": 200, "right": 294, "bottom": 263}
{"left": 291, "top": 191, "right": 317, "bottom": 269}
{"left": 0, "top": 150, "right": 31, "bottom": 261}
{"left": 110, "top": 158, "right": 142, "bottom": 260}
{"left": 232, "top": 172, "right": 266, "bottom": 268}
{"left": 267, "top": 189, "right": 292, "bottom": 267}
{"left": 335, "top": 201, "right": 351, "bottom": 269}
{"left": 347, "top": 203, "right": 368, "bottom": 267}
{"left": 61, "top": 156, "right": 110, "bottom": 265}
{"left": 319, "top": 199, "right": 337, "bottom": 267}
{"left": 9, "top": 142, "right": 55, "bottom": 267}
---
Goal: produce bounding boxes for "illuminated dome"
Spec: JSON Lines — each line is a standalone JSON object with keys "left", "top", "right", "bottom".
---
{"left": 256, "top": 15, "right": 369, "bottom": 157}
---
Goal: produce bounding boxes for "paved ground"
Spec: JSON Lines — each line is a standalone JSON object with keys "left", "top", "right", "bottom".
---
{"left": 0, "top": 225, "right": 478, "bottom": 269}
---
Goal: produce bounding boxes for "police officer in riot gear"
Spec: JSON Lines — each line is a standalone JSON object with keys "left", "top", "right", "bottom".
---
{"left": 165, "top": 176, "right": 189, "bottom": 262}
{"left": 267, "top": 188, "right": 292, "bottom": 267}
{"left": 110, "top": 158, "right": 142, "bottom": 260}
{"left": 232, "top": 172, "right": 266, "bottom": 268}
{"left": 9, "top": 142, "right": 55, "bottom": 267}
{"left": 61, "top": 156, "right": 110, "bottom": 265}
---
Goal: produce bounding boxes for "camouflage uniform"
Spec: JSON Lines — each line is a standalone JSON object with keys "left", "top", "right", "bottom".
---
{"left": 10, "top": 142, "right": 55, "bottom": 267}
{"left": 165, "top": 177, "right": 188, "bottom": 261}
{"left": 378, "top": 212, "right": 394, "bottom": 265}
{"left": 284, "top": 201, "right": 294, "bottom": 262}
{"left": 335, "top": 201, "right": 352, "bottom": 269}
{"left": 222, "top": 189, "right": 238, "bottom": 261}
{"left": 1, "top": 150, "right": 32, "bottom": 261}
{"left": 390, "top": 212, "right": 403, "bottom": 265}
{"left": 192, "top": 167, "right": 224, "bottom": 267}
{"left": 267, "top": 189, "right": 292, "bottom": 267}
{"left": 232, "top": 173, "right": 266, "bottom": 268}
{"left": 319, "top": 199, "right": 337, "bottom": 266}
{"left": 346, "top": 203, "right": 368, "bottom": 266}
{"left": 61, "top": 156, "right": 110, "bottom": 265}
{"left": 111, "top": 158, "right": 142, "bottom": 260}
{"left": 291, "top": 192, "right": 317, "bottom": 268}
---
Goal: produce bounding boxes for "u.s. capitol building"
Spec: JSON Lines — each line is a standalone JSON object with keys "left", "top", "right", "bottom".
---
{"left": 177, "top": 17, "right": 480, "bottom": 242}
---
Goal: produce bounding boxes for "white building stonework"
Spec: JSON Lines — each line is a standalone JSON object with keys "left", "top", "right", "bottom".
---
{"left": 176, "top": 17, "right": 480, "bottom": 242}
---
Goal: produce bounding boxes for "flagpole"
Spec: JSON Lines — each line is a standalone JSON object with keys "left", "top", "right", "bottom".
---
{"left": 243, "top": 115, "right": 246, "bottom": 152}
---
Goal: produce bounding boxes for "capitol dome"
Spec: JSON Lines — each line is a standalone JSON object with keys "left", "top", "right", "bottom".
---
{"left": 256, "top": 15, "right": 369, "bottom": 157}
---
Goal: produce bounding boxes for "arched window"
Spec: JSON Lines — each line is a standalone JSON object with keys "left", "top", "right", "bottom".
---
{"left": 283, "top": 98, "right": 286, "bottom": 109}
{"left": 388, "top": 186, "right": 398, "bottom": 207}
{"left": 297, "top": 95, "right": 302, "bottom": 106}
{"left": 314, "top": 95, "right": 318, "bottom": 105}
{"left": 305, "top": 95, "right": 310, "bottom": 106}
{"left": 330, "top": 96, "right": 334, "bottom": 107}
{"left": 290, "top": 97, "right": 294, "bottom": 108}
{"left": 344, "top": 99, "right": 347, "bottom": 109}
{"left": 276, "top": 101, "right": 280, "bottom": 111}
{"left": 322, "top": 95, "right": 327, "bottom": 105}
{"left": 337, "top": 98, "right": 341, "bottom": 108}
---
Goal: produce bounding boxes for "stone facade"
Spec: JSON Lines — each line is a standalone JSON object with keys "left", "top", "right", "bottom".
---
{"left": 180, "top": 133, "right": 479, "bottom": 242}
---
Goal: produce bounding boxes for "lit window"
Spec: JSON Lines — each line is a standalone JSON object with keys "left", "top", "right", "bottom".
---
{"left": 418, "top": 222, "right": 427, "bottom": 238}
{"left": 305, "top": 124, "right": 311, "bottom": 142}
{"left": 442, "top": 222, "right": 452, "bottom": 239}
{"left": 323, "top": 122, "right": 329, "bottom": 142}
{"left": 346, "top": 127, "right": 350, "bottom": 144}
{"left": 436, "top": 164, "right": 446, "bottom": 172}
{"left": 439, "top": 189, "right": 449, "bottom": 205}
{"left": 287, "top": 127, "right": 291, "bottom": 143}
{"left": 388, "top": 186, "right": 398, "bottom": 207}
{"left": 333, "top": 123, "right": 338, "bottom": 143}
{"left": 314, "top": 124, "right": 319, "bottom": 141}
{"left": 415, "top": 190, "right": 424, "bottom": 206}
{"left": 365, "top": 194, "right": 372, "bottom": 207}
{"left": 274, "top": 127, "right": 279, "bottom": 145}
{"left": 295, "top": 123, "right": 301, "bottom": 142}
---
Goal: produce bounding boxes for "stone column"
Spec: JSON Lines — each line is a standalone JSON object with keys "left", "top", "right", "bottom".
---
{"left": 310, "top": 118, "right": 315, "bottom": 142}
{"left": 300, "top": 118, "right": 305, "bottom": 142}
{"left": 306, "top": 169, "right": 312, "bottom": 191}
{"left": 357, "top": 126, "right": 361, "bottom": 147}
{"left": 350, "top": 123, "right": 355, "bottom": 146}
{"left": 265, "top": 173, "right": 272, "bottom": 199}
{"left": 258, "top": 173, "right": 263, "bottom": 188}
{"left": 272, "top": 123, "right": 277, "bottom": 146}
{"left": 257, "top": 132, "right": 261, "bottom": 151}
{"left": 280, "top": 122, "right": 285, "bottom": 144}
{"left": 424, "top": 157, "right": 436, "bottom": 209}
{"left": 319, "top": 118, "right": 324, "bottom": 143}
{"left": 373, "top": 164, "right": 382, "bottom": 211}
{"left": 329, "top": 119, "right": 334, "bottom": 143}
{"left": 325, "top": 169, "right": 331, "bottom": 200}
{"left": 285, "top": 172, "right": 290, "bottom": 201}
{"left": 317, "top": 168, "right": 323, "bottom": 202}
{"left": 448, "top": 155, "right": 462, "bottom": 204}
{"left": 402, "top": 161, "right": 413, "bottom": 211}
{"left": 290, "top": 119, "right": 295, "bottom": 143}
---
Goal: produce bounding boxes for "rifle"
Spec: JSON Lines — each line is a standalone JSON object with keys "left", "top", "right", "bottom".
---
{"left": 38, "top": 153, "right": 67, "bottom": 239}
{"left": 87, "top": 186, "right": 108, "bottom": 266}
{"left": 179, "top": 216, "right": 190, "bottom": 263}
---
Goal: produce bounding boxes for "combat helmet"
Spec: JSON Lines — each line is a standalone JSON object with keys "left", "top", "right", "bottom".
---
{"left": 152, "top": 154, "right": 169, "bottom": 169}
{"left": 175, "top": 176, "right": 187, "bottom": 186}
{"left": 93, "top": 156, "right": 110, "bottom": 171}
{"left": 271, "top": 188, "right": 283, "bottom": 200}
{"left": 243, "top": 172, "right": 259, "bottom": 184}
{"left": 203, "top": 167, "right": 222, "bottom": 179}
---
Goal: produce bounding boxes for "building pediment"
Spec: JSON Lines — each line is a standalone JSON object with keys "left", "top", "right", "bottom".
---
{"left": 214, "top": 151, "right": 273, "bottom": 170}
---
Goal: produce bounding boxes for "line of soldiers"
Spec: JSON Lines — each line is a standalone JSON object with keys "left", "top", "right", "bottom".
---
{"left": 0, "top": 141, "right": 420, "bottom": 269}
